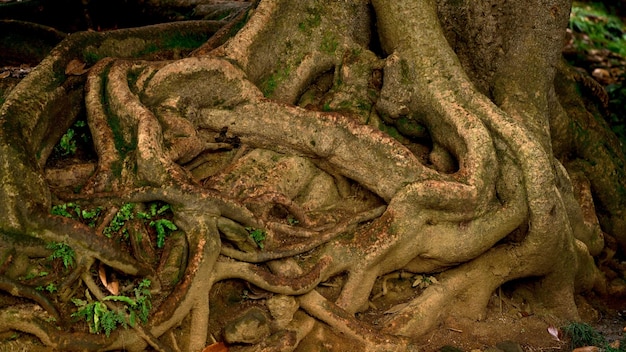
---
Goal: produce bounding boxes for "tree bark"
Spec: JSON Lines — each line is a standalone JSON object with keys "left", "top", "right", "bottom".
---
{"left": 0, "top": 0, "right": 621, "bottom": 350}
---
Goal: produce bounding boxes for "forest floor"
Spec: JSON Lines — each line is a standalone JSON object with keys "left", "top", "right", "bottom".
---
{"left": 1, "top": 1, "right": 626, "bottom": 351}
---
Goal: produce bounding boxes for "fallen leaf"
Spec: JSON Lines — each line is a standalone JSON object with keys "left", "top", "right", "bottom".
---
{"left": 99, "top": 263, "right": 119, "bottom": 295}
{"left": 411, "top": 275, "right": 423, "bottom": 288}
{"left": 202, "top": 342, "right": 228, "bottom": 352}
{"left": 609, "top": 340, "right": 620, "bottom": 349}
{"left": 65, "top": 59, "right": 88, "bottom": 76}
{"left": 0, "top": 71, "right": 9, "bottom": 79}
{"left": 547, "top": 326, "right": 560, "bottom": 341}
{"left": 572, "top": 346, "right": 600, "bottom": 352}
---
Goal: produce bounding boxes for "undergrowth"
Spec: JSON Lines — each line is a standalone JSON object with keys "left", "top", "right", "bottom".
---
{"left": 563, "top": 322, "right": 626, "bottom": 351}
{"left": 71, "top": 279, "right": 152, "bottom": 337}
{"left": 569, "top": 1, "right": 626, "bottom": 154}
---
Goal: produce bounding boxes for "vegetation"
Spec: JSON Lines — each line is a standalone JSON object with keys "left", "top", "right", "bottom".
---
{"left": 570, "top": 2, "right": 626, "bottom": 56}
{"left": 45, "top": 242, "right": 75, "bottom": 269}
{"left": 51, "top": 202, "right": 101, "bottom": 227}
{"left": 53, "top": 119, "right": 91, "bottom": 157}
{"left": 72, "top": 279, "right": 152, "bottom": 337}
{"left": 569, "top": 2, "right": 626, "bottom": 153}
{"left": 137, "top": 203, "right": 177, "bottom": 248}
{"left": 246, "top": 227, "right": 266, "bottom": 249}
{"left": 2, "top": 1, "right": 626, "bottom": 351}
{"left": 562, "top": 322, "right": 626, "bottom": 351}
{"left": 103, "top": 203, "right": 135, "bottom": 238}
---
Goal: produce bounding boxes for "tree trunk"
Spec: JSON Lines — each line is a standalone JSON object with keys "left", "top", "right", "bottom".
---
{"left": 0, "top": 0, "right": 623, "bottom": 350}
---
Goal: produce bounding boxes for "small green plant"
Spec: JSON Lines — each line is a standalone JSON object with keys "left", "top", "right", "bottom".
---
{"left": 46, "top": 242, "right": 75, "bottom": 269}
{"left": 72, "top": 299, "right": 126, "bottom": 337}
{"left": 51, "top": 202, "right": 102, "bottom": 227}
{"left": 246, "top": 227, "right": 267, "bottom": 249}
{"left": 287, "top": 216, "right": 299, "bottom": 226}
{"left": 51, "top": 202, "right": 79, "bottom": 218}
{"left": 562, "top": 322, "right": 606, "bottom": 348}
{"left": 56, "top": 128, "right": 77, "bottom": 156}
{"left": 104, "top": 203, "right": 135, "bottom": 238}
{"left": 150, "top": 219, "right": 177, "bottom": 248}
{"left": 72, "top": 279, "right": 152, "bottom": 337}
{"left": 412, "top": 275, "right": 438, "bottom": 289}
{"left": 137, "top": 203, "right": 177, "bottom": 248}
{"left": 36, "top": 283, "right": 58, "bottom": 293}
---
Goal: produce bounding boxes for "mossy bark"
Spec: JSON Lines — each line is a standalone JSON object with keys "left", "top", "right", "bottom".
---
{"left": 0, "top": 0, "right": 621, "bottom": 350}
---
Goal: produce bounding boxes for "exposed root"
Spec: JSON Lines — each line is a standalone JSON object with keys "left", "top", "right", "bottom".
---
{"left": 0, "top": 0, "right": 618, "bottom": 350}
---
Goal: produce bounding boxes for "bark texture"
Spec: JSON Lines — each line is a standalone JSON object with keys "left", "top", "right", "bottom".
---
{"left": 0, "top": 0, "right": 623, "bottom": 351}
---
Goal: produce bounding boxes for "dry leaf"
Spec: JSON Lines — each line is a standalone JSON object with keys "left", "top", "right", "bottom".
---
{"left": 547, "top": 326, "right": 560, "bottom": 341}
{"left": 412, "top": 275, "right": 424, "bottom": 288}
{"left": 65, "top": 59, "right": 88, "bottom": 76}
{"left": 99, "top": 263, "right": 119, "bottom": 295}
{"left": 202, "top": 342, "right": 228, "bottom": 352}
{"left": 0, "top": 71, "right": 9, "bottom": 79}
{"left": 572, "top": 347, "right": 600, "bottom": 352}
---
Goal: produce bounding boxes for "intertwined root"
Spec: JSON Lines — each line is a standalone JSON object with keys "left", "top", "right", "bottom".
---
{"left": 0, "top": 0, "right": 611, "bottom": 350}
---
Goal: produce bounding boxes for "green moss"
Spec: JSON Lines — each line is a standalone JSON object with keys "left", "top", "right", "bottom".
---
{"left": 83, "top": 50, "right": 104, "bottom": 65}
{"left": 298, "top": 7, "right": 322, "bottom": 33}
{"left": 356, "top": 100, "right": 371, "bottom": 112}
{"left": 320, "top": 34, "right": 338, "bottom": 54}
{"left": 378, "top": 123, "right": 404, "bottom": 142}
{"left": 261, "top": 68, "right": 290, "bottom": 97}
{"left": 395, "top": 117, "right": 428, "bottom": 138}
{"left": 400, "top": 58, "right": 411, "bottom": 84}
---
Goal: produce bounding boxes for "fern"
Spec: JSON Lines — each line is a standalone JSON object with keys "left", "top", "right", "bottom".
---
{"left": 46, "top": 242, "right": 75, "bottom": 269}
{"left": 104, "top": 203, "right": 135, "bottom": 238}
{"left": 72, "top": 280, "right": 152, "bottom": 336}
{"left": 245, "top": 227, "right": 267, "bottom": 249}
{"left": 150, "top": 219, "right": 177, "bottom": 248}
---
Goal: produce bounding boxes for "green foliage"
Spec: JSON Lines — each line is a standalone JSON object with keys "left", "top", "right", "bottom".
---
{"left": 287, "top": 216, "right": 299, "bottom": 226}
{"left": 570, "top": 3, "right": 626, "bottom": 56}
{"left": 104, "top": 203, "right": 135, "bottom": 238}
{"left": 51, "top": 202, "right": 78, "bottom": 218}
{"left": 562, "top": 322, "right": 607, "bottom": 348}
{"left": 136, "top": 203, "right": 171, "bottom": 219}
{"left": 72, "top": 280, "right": 152, "bottom": 337}
{"left": 137, "top": 203, "right": 177, "bottom": 248}
{"left": 36, "top": 283, "right": 58, "bottom": 293}
{"left": 569, "top": 3, "right": 626, "bottom": 154}
{"left": 72, "top": 299, "right": 126, "bottom": 337}
{"left": 261, "top": 68, "right": 290, "bottom": 97}
{"left": 53, "top": 119, "right": 92, "bottom": 157}
{"left": 246, "top": 227, "right": 266, "bottom": 249}
{"left": 150, "top": 219, "right": 177, "bottom": 248}
{"left": 46, "top": 242, "right": 75, "bottom": 269}
{"left": 51, "top": 202, "right": 102, "bottom": 227}
{"left": 56, "top": 128, "right": 77, "bottom": 156}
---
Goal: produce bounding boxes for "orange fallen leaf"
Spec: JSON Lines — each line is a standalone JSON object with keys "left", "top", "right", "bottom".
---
{"left": 202, "top": 342, "right": 228, "bottom": 352}
{"left": 572, "top": 346, "right": 600, "bottom": 352}
{"left": 99, "top": 263, "right": 120, "bottom": 295}
{"left": 65, "top": 59, "right": 88, "bottom": 76}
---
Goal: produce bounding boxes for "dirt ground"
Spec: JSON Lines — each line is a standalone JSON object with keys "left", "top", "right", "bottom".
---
{"left": 412, "top": 294, "right": 626, "bottom": 351}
